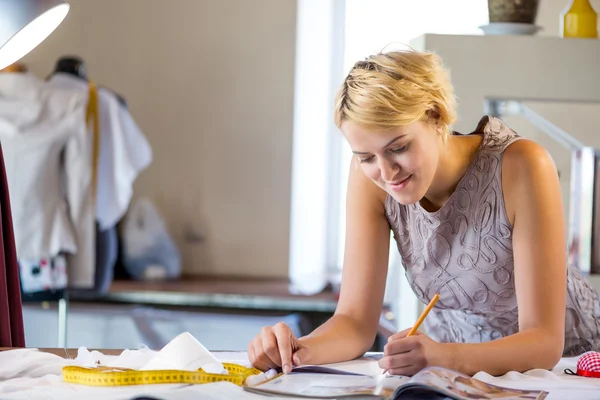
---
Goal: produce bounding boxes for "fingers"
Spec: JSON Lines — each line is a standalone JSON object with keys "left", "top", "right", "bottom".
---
{"left": 378, "top": 350, "right": 424, "bottom": 377}
{"left": 247, "top": 340, "right": 256, "bottom": 364}
{"left": 387, "top": 365, "right": 423, "bottom": 377}
{"left": 384, "top": 335, "right": 421, "bottom": 356}
{"left": 273, "top": 322, "right": 293, "bottom": 373}
{"left": 378, "top": 336, "right": 426, "bottom": 376}
{"left": 248, "top": 337, "right": 266, "bottom": 371}
{"left": 248, "top": 340, "right": 272, "bottom": 372}
{"left": 256, "top": 338, "right": 280, "bottom": 370}
{"left": 252, "top": 337, "right": 279, "bottom": 371}
{"left": 261, "top": 326, "right": 282, "bottom": 366}
{"left": 387, "top": 328, "right": 412, "bottom": 342}
{"left": 293, "top": 345, "right": 309, "bottom": 366}
{"left": 248, "top": 323, "right": 296, "bottom": 373}
{"left": 387, "top": 328, "right": 423, "bottom": 342}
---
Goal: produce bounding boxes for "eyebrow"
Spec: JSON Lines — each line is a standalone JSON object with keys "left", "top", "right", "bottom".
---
{"left": 352, "top": 135, "right": 406, "bottom": 155}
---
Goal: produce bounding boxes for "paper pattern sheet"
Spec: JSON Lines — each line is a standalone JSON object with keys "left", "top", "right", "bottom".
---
{"left": 245, "top": 373, "right": 408, "bottom": 398}
{"left": 293, "top": 353, "right": 385, "bottom": 376}
{"left": 246, "top": 366, "right": 551, "bottom": 399}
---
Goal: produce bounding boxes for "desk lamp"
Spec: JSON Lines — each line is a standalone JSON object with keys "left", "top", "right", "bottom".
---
{"left": 0, "top": 0, "right": 69, "bottom": 348}
{"left": 0, "top": 0, "right": 69, "bottom": 70}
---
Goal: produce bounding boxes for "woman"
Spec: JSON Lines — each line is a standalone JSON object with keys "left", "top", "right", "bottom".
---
{"left": 248, "top": 50, "right": 600, "bottom": 377}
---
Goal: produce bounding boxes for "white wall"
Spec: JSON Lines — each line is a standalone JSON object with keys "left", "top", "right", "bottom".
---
{"left": 17, "top": 0, "right": 598, "bottom": 280}
{"left": 508, "top": 0, "right": 600, "bottom": 222}
{"left": 22, "top": 0, "right": 297, "bottom": 278}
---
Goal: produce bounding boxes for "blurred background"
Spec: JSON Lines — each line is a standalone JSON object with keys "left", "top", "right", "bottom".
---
{"left": 2, "top": 0, "right": 599, "bottom": 351}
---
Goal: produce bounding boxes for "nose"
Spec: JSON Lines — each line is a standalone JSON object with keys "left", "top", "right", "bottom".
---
{"left": 379, "top": 158, "right": 399, "bottom": 182}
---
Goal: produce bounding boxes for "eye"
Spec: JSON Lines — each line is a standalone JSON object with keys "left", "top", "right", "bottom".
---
{"left": 359, "top": 155, "right": 375, "bottom": 164}
{"left": 390, "top": 144, "right": 408, "bottom": 154}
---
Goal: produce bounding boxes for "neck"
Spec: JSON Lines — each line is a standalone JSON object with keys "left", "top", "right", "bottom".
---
{"left": 422, "top": 135, "right": 480, "bottom": 211}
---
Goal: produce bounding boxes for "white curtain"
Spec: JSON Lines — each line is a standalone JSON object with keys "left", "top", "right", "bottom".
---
{"left": 288, "top": 0, "right": 346, "bottom": 295}
{"left": 289, "top": 0, "right": 489, "bottom": 299}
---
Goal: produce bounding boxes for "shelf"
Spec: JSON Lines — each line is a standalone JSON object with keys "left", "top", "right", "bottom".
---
{"left": 84, "top": 276, "right": 340, "bottom": 314}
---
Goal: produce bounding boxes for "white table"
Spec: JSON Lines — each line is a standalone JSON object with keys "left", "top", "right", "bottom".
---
{"left": 0, "top": 348, "right": 599, "bottom": 400}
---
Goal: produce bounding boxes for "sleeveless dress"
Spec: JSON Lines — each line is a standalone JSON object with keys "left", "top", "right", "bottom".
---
{"left": 385, "top": 115, "right": 600, "bottom": 356}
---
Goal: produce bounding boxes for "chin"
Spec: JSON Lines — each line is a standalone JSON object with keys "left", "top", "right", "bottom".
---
{"left": 387, "top": 190, "right": 422, "bottom": 206}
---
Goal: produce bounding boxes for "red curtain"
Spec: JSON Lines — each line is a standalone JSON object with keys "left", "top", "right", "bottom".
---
{"left": 0, "top": 144, "right": 24, "bottom": 347}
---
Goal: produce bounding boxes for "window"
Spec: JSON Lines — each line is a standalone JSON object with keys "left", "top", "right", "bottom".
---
{"left": 289, "top": 1, "right": 488, "bottom": 306}
{"left": 337, "top": 0, "right": 489, "bottom": 272}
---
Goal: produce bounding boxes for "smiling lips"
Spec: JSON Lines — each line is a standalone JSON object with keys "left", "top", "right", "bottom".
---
{"left": 387, "top": 175, "right": 412, "bottom": 191}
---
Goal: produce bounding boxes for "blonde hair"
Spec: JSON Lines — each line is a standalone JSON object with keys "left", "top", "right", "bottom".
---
{"left": 334, "top": 50, "right": 457, "bottom": 137}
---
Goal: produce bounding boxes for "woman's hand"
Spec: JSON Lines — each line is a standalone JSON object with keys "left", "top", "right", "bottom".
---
{"left": 248, "top": 322, "right": 309, "bottom": 373}
{"left": 378, "top": 328, "right": 453, "bottom": 376}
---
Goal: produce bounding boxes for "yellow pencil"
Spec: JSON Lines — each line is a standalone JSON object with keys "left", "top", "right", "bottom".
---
{"left": 407, "top": 293, "right": 440, "bottom": 336}
{"left": 380, "top": 294, "right": 440, "bottom": 376}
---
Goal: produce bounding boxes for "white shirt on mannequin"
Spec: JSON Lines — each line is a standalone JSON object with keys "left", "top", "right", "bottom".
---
{"left": 46, "top": 72, "right": 152, "bottom": 288}
{"left": 0, "top": 72, "right": 85, "bottom": 261}
{"left": 47, "top": 72, "right": 152, "bottom": 230}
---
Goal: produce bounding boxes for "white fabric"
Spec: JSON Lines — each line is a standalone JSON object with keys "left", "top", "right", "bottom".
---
{"left": 1, "top": 348, "right": 599, "bottom": 399}
{"left": 139, "top": 332, "right": 226, "bottom": 374}
{"left": 0, "top": 348, "right": 280, "bottom": 400}
{"left": 47, "top": 73, "right": 153, "bottom": 230}
{"left": 47, "top": 73, "right": 152, "bottom": 288}
{"left": 0, "top": 72, "right": 151, "bottom": 289}
{"left": 63, "top": 123, "right": 95, "bottom": 288}
{"left": 473, "top": 357, "right": 600, "bottom": 400}
{"left": 19, "top": 254, "right": 68, "bottom": 293}
{"left": 0, "top": 73, "right": 87, "bottom": 261}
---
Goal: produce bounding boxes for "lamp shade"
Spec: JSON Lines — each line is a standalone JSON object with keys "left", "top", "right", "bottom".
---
{"left": 0, "top": 0, "right": 69, "bottom": 70}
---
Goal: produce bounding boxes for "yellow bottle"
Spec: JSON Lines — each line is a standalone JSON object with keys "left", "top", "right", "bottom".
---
{"left": 561, "top": 0, "right": 598, "bottom": 38}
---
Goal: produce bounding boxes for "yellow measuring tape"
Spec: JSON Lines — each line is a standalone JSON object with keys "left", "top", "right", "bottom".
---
{"left": 62, "top": 362, "right": 262, "bottom": 387}
{"left": 85, "top": 80, "right": 100, "bottom": 204}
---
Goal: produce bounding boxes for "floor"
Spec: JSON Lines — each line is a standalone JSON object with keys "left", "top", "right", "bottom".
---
{"left": 22, "top": 302, "right": 305, "bottom": 351}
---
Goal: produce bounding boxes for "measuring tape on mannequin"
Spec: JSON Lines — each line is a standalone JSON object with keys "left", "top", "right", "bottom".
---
{"left": 62, "top": 363, "right": 262, "bottom": 387}
{"left": 86, "top": 80, "right": 100, "bottom": 203}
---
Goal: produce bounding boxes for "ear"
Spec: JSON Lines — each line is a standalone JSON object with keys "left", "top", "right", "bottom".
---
{"left": 426, "top": 108, "right": 441, "bottom": 123}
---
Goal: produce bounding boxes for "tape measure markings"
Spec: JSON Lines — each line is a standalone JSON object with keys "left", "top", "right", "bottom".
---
{"left": 62, "top": 362, "right": 262, "bottom": 387}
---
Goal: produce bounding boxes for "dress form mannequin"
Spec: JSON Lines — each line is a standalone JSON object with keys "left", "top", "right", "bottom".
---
{"left": 52, "top": 56, "right": 87, "bottom": 80}
{"left": 48, "top": 56, "right": 126, "bottom": 296}
{"left": 51, "top": 56, "right": 127, "bottom": 107}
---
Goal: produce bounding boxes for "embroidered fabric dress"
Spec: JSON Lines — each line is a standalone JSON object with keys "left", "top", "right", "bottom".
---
{"left": 385, "top": 116, "right": 600, "bottom": 356}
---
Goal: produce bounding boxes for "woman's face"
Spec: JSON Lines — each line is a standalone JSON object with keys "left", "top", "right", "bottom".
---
{"left": 342, "top": 119, "right": 442, "bottom": 205}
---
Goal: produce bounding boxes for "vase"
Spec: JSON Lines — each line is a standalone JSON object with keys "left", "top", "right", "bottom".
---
{"left": 561, "top": 0, "right": 598, "bottom": 38}
{"left": 488, "top": 0, "right": 540, "bottom": 24}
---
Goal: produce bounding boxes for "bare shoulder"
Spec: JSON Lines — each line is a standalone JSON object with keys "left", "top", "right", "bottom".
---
{"left": 502, "top": 139, "right": 560, "bottom": 223}
{"left": 503, "top": 138, "right": 558, "bottom": 180}
{"left": 347, "top": 158, "right": 388, "bottom": 214}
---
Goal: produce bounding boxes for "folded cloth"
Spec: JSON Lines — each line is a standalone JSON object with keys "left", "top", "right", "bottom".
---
{"left": 0, "top": 348, "right": 272, "bottom": 400}
{"left": 73, "top": 346, "right": 156, "bottom": 369}
{"left": 0, "top": 349, "right": 66, "bottom": 380}
{"left": 473, "top": 356, "right": 600, "bottom": 400}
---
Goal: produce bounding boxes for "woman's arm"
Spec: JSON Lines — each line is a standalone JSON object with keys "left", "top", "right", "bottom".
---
{"left": 380, "top": 139, "right": 567, "bottom": 376}
{"left": 298, "top": 158, "right": 392, "bottom": 365}
{"left": 451, "top": 139, "right": 566, "bottom": 375}
{"left": 248, "top": 159, "right": 392, "bottom": 371}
